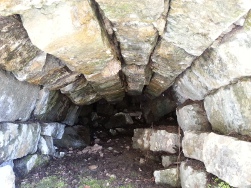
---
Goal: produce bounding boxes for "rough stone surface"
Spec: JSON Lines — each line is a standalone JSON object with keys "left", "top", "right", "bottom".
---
{"left": 54, "top": 126, "right": 90, "bottom": 149}
{"left": 105, "top": 112, "right": 134, "bottom": 129}
{"left": 173, "top": 14, "right": 251, "bottom": 101}
{"left": 0, "top": 70, "right": 40, "bottom": 122}
{"left": 34, "top": 88, "right": 72, "bottom": 122}
{"left": 0, "top": 15, "right": 40, "bottom": 72}
{"left": 180, "top": 160, "right": 208, "bottom": 188}
{"left": 161, "top": 155, "right": 177, "bottom": 168}
{"left": 177, "top": 102, "right": 211, "bottom": 132}
{"left": 62, "top": 105, "right": 80, "bottom": 126}
{"left": 132, "top": 128, "right": 155, "bottom": 150}
{"left": 0, "top": 165, "right": 15, "bottom": 188}
{"left": 204, "top": 79, "right": 251, "bottom": 137}
{"left": 182, "top": 131, "right": 209, "bottom": 162}
{"left": 40, "top": 123, "right": 66, "bottom": 139}
{"left": 154, "top": 168, "right": 181, "bottom": 187}
{"left": 14, "top": 154, "right": 50, "bottom": 178}
{"left": 150, "top": 128, "right": 180, "bottom": 154}
{"left": 203, "top": 133, "right": 251, "bottom": 187}
{"left": 0, "top": 122, "right": 41, "bottom": 163}
{"left": 38, "top": 136, "right": 55, "bottom": 155}
{"left": 21, "top": 0, "right": 114, "bottom": 76}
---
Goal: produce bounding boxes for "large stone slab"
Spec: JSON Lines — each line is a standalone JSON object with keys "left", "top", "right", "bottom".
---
{"left": 204, "top": 79, "right": 251, "bottom": 137}
{"left": 0, "top": 122, "right": 41, "bottom": 163}
{"left": 0, "top": 165, "right": 15, "bottom": 188}
{"left": 0, "top": 15, "right": 40, "bottom": 72}
{"left": 203, "top": 133, "right": 251, "bottom": 187}
{"left": 173, "top": 13, "right": 251, "bottom": 101}
{"left": 21, "top": 0, "right": 114, "bottom": 76}
{"left": 0, "top": 70, "right": 40, "bottom": 122}
{"left": 177, "top": 101, "right": 211, "bottom": 132}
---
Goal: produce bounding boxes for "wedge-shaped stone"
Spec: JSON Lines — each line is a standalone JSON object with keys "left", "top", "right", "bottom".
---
{"left": 21, "top": 0, "right": 114, "bottom": 76}
{"left": 173, "top": 13, "right": 251, "bottom": 101}
{"left": 204, "top": 79, "right": 251, "bottom": 137}
{"left": 0, "top": 70, "right": 40, "bottom": 122}
{"left": 203, "top": 133, "right": 251, "bottom": 187}
{"left": 0, "top": 15, "right": 40, "bottom": 72}
{"left": 164, "top": 0, "right": 251, "bottom": 56}
{"left": 177, "top": 101, "right": 211, "bottom": 132}
{"left": 40, "top": 123, "right": 66, "bottom": 139}
{"left": 0, "top": 122, "right": 41, "bottom": 163}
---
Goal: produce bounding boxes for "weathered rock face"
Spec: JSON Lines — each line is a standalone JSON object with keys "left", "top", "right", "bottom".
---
{"left": 0, "top": 122, "right": 41, "bottom": 164}
{"left": 154, "top": 168, "right": 180, "bottom": 187}
{"left": 177, "top": 101, "right": 211, "bottom": 132}
{"left": 0, "top": 165, "right": 15, "bottom": 188}
{"left": 0, "top": 70, "right": 40, "bottom": 122}
{"left": 204, "top": 79, "right": 251, "bottom": 137}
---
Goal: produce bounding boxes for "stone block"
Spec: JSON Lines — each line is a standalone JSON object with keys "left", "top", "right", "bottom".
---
{"left": 105, "top": 112, "right": 133, "bottom": 129}
{"left": 0, "top": 70, "right": 40, "bottom": 122}
{"left": 162, "top": 155, "right": 177, "bottom": 168}
{"left": 40, "top": 123, "right": 66, "bottom": 139}
{"left": 0, "top": 165, "right": 15, "bottom": 188}
{"left": 38, "top": 136, "right": 55, "bottom": 155}
{"left": 154, "top": 167, "right": 181, "bottom": 187}
{"left": 132, "top": 128, "right": 155, "bottom": 150}
{"left": 0, "top": 122, "right": 41, "bottom": 163}
{"left": 177, "top": 102, "right": 211, "bottom": 132}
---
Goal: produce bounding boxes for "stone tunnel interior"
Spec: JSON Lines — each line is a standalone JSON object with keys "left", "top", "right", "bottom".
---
{"left": 0, "top": 0, "right": 251, "bottom": 188}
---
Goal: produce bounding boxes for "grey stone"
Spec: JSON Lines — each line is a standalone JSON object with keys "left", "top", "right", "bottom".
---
{"left": 38, "top": 136, "right": 55, "bottom": 155}
{"left": 40, "top": 123, "right": 66, "bottom": 139}
{"left": 0, "top": 165, "right": 15, "bottom": 188}
{"left": 62, "top": 105, "right": 80, "bottom": 126}
{"left": 182, "top": 131, "right": 209, "bottom": 162}
{"left": 14, "top": 154, "right": 50, "bottom": 178}
{"left": 132, "top": 128, "right": 155, "bottom": 150}
{"left": 0, "top": 160, "right": 13, "bottom": 168}
{"left": 162, "top": 155, "right": 177, "bottom": 168}
{"left": 105, "top": 112, "right": 133, "bottom": 129}
{"left": 150, "top": 128, "right": 180, "bottom": 154}
{"left": 180, "top": 160, "right": 208, "bottom": 188}
{"left": 204, "top": 79, "right": 251, "bottom": 137}
{"left": 177, "top": 102, "right": 211, "bottom": 132}
{"left": 0, "top": 122, "right": 41, "bottom": 163}
{"left": 0, "top": 70, "right": 40, "bottom": 122}
{"left": 154, "top": 167, "right": 181, "bottom": 187}
{"left": 54, "top": 126, "right": 90, "bottom": 149}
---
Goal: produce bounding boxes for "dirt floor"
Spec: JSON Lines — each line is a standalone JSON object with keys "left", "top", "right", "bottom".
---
{"left": 16, "top": 133, "right": 170, "bottom": 188}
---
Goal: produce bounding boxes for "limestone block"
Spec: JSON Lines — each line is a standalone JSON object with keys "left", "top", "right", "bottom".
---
{"left": 0, "top": 165, "right": 15, "bottom": 188}
{"left": 132, "top": 128, "right": 155, "bottom": 150}
{"left": 180, "top": 160, "right": 208, "bottom": 188}
{"left": 203, "top": 133, "right": 251, "bottom": 187}
{"left": 34, "top": 88, "right": 71, "bottom": 122}
{"left": 204, "top": 79, "right": 251, "bottom": 137}
{"left": 0, "top": 15, "right": 40, "bottom": 72}
{"left": 122, "top": 65, "right": 152, "bottom": 95}
{"left": 0, "top": 122, "right": 41, "bottom": 163}
{"left": 182, "top": 131, "right": 209, "bottom": 162}
{"left": 177, "top": 102, "right": 211, "bottom": 132}
{"left": 38, "top": 136, "right": 55, "bottom": 155}
{"left": 14, "top": 154, "right": 50, "bottom": 178}
{"left": 105, "top": 113, "right": 134, "bottom": 129}
{"left": 150, "top": 128, "right": 180, "bottom": 154}
{"left": 21, "top": 0, "right": 114, "bottom": 76}
{"left": 0, "top": 70, "right": 40, "bottom": 122}
{"left": 154, "top": 167, "right": 181, "bottom": 187}
{"left": 173, "top": 13, "right": 251, "bottom": 101}
{"left": 164, "top": 0, "right": 251, "bottom": 56}
{"left": 40, "top": 123, "right": 66, "bottom": 139}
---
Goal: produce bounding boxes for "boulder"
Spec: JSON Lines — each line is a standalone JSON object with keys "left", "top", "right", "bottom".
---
{"left": 0, "top": 122, "right": 41, "bottom": 163}
{"left": 40, "top": 123, "right": 66, "bottom": 139}
{"left": 38, "top": 136, "right": 55, "bottom": 155}
{"left": 204, "top": 79, "right": 251, "bottom": 137}
{"left": 0, "top": 70, "right": 40, "bottom": 122}
{"left": 154, "top": 167, "right": 181, "bottom": 187}
{"left": 105, "top": 112, "right": 133, "bottom": 129}
{"left": 177, "top": 101, "right": 211, "bottom": 132}
{"left": 14, "top": 154, "right": 50, "bottom": 178}
{"left": 0, "top": 165, "right": 15, "bottom": 188}
{"left": 54, "top": 126, "right": 90, "bottom": 149}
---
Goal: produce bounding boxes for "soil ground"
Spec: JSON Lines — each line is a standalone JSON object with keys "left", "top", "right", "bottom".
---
{"left": 16, "top": 133, "right": 170, "bottom": 188}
